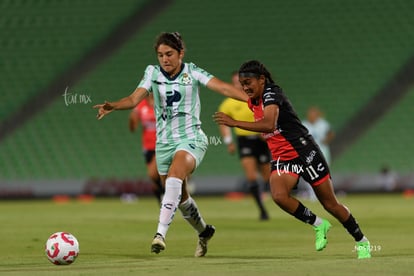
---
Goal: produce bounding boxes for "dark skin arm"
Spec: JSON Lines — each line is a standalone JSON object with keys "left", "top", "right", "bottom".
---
{"left": 214, "top": 104, "right": 279, "bottom": 133}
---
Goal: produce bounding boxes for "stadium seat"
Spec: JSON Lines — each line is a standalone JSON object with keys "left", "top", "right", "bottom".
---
{"left": 1, "top": 0, "right": 414, "bottom": 181}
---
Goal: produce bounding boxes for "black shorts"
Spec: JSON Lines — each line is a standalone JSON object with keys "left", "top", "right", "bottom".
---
{"left": 143, "top": 150, "right": 155, "bottom": 164}
{"left": 237, "top": 135, "right": 271, "bottom": 164}
{"left": 270, "top": 140, "right": 330, "bottom": 186}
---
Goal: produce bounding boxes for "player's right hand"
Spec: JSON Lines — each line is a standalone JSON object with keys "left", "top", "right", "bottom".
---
{"left": 93, "top": 101, "right": 114, "bottom": 120}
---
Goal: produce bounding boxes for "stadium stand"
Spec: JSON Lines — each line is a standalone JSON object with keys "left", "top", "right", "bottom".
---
{"left": 1, "top": 0, "right": 414, "bottom": 183}
{"left": 332, "top": 87, "right": 414, "bottom": 173}
{"left": 0, "top": 0, "right": 147, "bottom": 120}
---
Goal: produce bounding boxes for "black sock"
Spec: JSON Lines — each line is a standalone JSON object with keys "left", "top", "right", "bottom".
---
{"left": 293, "top": 202, "right": 317, "bottom": 225}
{"left": 342, "top": 214, "right": 364, "bottom": 241}
{"left": 249, "top": 181, "right": 267, "bottom": 214}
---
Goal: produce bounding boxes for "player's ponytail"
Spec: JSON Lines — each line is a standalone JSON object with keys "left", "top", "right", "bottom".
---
{"left": 239, "top": 60, "right": 275, "bottom": 84}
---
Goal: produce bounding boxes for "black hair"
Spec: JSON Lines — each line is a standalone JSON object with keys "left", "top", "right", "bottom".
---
{"left": 238, "top": 60, "right": 275, "bottom": 84}
{"left": 154, "top": 32, "right": 185, "bottom": 53}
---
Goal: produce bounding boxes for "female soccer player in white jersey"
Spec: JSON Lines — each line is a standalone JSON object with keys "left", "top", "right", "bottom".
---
{"left": 94, "top": 32, "right": 248, "bottom": 257}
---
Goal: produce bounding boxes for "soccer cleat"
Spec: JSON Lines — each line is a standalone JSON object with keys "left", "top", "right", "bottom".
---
{"left": 313, "top": 219, "right": 331, "bottom": 251}
{"left": 195, "top": 225, "right": 215, "bottom": 257}
{"left": 151, "top": 233, "right": 166, "bottom": 254}
{"left": 356, "top": 241, "right": 372, "bottom": 259}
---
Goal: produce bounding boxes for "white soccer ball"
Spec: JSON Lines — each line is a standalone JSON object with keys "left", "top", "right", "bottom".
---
{"left": 45, "top": 232, "right": 79, "bottom": 265}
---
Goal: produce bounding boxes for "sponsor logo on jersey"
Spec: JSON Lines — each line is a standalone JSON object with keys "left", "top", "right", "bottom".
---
{"left": 305, "top": 150, "right": 317, "bottom": 164}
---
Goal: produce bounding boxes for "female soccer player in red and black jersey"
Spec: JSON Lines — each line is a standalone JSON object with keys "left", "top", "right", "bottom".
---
{"left": 129, "top": 93, "right": 164, "bottom": 203}
{"left": 214, "top": 60, "right": 371, "bottom": 259}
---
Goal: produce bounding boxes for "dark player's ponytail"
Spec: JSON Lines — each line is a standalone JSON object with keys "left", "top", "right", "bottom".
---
{"left": 239, "top": 60, "right": 275, "bottom": 84}
{"left": 154, "top": 32, "right": 185, "bottom": 53}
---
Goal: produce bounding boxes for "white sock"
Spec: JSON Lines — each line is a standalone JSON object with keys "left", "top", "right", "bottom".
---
{"left": 179, "top": 197, "right": 207, "bottom": 234}
{"left": 358, "top": 236, "right": 369, "bottom": 242}
{"left": 156, "top": 177, "right": 182, "bottom": 238}
{"left": 312, "top": 216, "right": 323, "bottom": 227}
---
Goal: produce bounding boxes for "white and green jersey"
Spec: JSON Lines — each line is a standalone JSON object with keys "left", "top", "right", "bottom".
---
{"left": 137, "top": 62, "right": 213, "bottom": 144}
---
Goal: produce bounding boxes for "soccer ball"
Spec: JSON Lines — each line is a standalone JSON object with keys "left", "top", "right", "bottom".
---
{"left": 45, "top": 232, "right": 79, "bottom": 265}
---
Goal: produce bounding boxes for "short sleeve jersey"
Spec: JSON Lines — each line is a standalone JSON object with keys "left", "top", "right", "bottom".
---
{"left": 303, "top": 118, "right": 331, "bottom": 163}
{"left": 132, "top": 98, "right": 156, "bottom": 151}
{"left": 303, "top": 119, "right": 330, "bottom": 146}
{"left": 248, "top": 83, "right": 310, "bottom": 161}
{"left": 218, "top": 98, "right": 258, "bottom": 136}
{"left": 137, "top": 63, "right": 213, "bottom": 144}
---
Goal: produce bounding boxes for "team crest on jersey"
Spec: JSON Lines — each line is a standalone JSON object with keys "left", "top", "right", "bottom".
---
{"left": 181, "top": 73, "right": 192, "bottom": 85}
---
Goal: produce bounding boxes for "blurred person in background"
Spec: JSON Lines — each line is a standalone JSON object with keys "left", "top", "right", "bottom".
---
{"left": 300, "top": 106, "right": 335, "bottom": 200}
{"left": 218, "top": 71, "right": 270, "bottom": 220}
{"left": 379, "top": 164, "right": 398, "bottom": 192}
{"left": 94, "top": 32, "right": 248, "bottom": 257}
{"left": 302, "top": 106, "right": 334, "bottom": 164}
{"left": 129, "top": 93, "right": 164, "bottom": 204}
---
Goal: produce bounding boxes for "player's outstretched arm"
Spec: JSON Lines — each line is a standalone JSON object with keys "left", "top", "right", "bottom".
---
{"left": 93, "top": 87, "right": 148, "bottom": 120}
{"left": 206, "top": 77, "right": 248, "bottom": 102}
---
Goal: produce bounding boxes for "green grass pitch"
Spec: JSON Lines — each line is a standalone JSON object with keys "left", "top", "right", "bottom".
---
{"left": 0, "top": 193, "right": 413, "bottom": 275}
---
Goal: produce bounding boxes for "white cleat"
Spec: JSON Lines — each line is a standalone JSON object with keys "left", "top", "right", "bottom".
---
{"left": 151, "top": 233, "right": 166, "bottom": 254}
